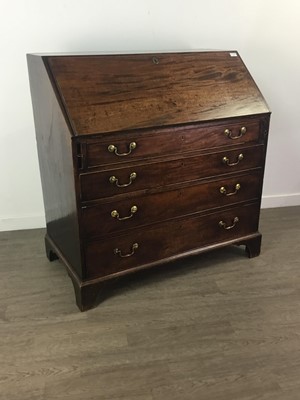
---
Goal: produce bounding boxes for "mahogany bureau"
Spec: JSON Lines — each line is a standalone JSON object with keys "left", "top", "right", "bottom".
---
{"left": 27, "top": 51, "right": 271, "bottom": 311}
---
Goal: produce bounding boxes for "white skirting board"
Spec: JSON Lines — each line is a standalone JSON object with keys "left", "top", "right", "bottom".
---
{"left": 0, "top": 194, "right": 300, "bottom": 232}
{"left": 261, "top": 193, "right": 300, "bottom": 209}
{"left": 0, "top": 214, "right": 46, "bottom": 232}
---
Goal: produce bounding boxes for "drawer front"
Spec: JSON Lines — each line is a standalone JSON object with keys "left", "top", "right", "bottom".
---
{"left": 85, "top": 202, "right": 260, "bottom": 279}
{"left": 82, "top": 170, "right": 263, "bottom": 238}
{"left": 80, "top": 144, "right": 265, "bottom": 202}
{"left": 86, "top": 118, "right": 262, "bottom": 168}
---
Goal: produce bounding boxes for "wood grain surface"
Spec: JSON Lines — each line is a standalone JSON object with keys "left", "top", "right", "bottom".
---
{"left": 27, "top": 55, "right": 82, "bottom": 277}
{"left": 27, "top": 51, "right": 270, "bottom": 312}
{"left": 79, "top": 145, "right": 265, "bottom": 202}
{"left": 85, "top": 116, "right": 262, "bottom": 168}
{"left": 81, "top": 170, "right": 263, "bottom": 238}
{"left": 85, "top": 202, "right": 260, "bottom": 279}
{"left": 0, "top": 206, "right": 300, "bottom": 399}
{"left": 47, "top": 52, "right": 270, "bottom": 135}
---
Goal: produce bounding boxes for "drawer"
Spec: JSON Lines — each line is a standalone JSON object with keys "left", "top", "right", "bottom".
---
{"left": 80, "top": 144, "right": 265, "bottom": 201}
{"left": 82, "top": 170, "right": 263, "bottom": 238}
{"left": 85, "top": 118, "right": 262, "bottom": 168}
{"left": 85, "top": 202, "right": 260, "bottom": 279}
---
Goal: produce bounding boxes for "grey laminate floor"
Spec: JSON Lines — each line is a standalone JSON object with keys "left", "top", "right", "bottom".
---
{"left": 0, "top": 206, "right": 300, "bottom": 400}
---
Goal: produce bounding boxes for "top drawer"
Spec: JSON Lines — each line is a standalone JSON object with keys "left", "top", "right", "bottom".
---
{"left": 84, "top": 117, "right": 263, "bottom": 168}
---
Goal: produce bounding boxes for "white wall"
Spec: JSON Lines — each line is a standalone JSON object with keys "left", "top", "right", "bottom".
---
{"left": 1, "top": 0, "right": 300, "bottom": 231}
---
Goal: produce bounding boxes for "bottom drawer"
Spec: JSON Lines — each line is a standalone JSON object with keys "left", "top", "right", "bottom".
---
{"left": 85, "top": 202, "right": 260, "bottom": 279}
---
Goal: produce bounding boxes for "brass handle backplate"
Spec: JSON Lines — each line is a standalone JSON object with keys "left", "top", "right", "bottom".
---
{"left": 219, "top": 216, "right": 239, "bottom": 230}
{"left": 108, "top": 142, "right": 136, "bottom": 157}
{"left": 224, "top": 126, "right": 247, "bottom": 139}
{"left": 222, "top": 153, "right": 244, "bottom": 166}
{"left": 111, "top": 205, "right": 138, "bottom": 221}
{"left": 114, "top": 243, "right": 139, "bottom": 258}
{"left": 109, "top": 172, "right": 137, "bottom": 188}
{"left": 220, "top": 183, "right": 241, "bottom": 196}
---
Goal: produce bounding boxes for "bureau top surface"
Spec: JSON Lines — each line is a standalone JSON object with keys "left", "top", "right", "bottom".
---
{"left": 42, "top": 51, "right": 269, "bottom": 136}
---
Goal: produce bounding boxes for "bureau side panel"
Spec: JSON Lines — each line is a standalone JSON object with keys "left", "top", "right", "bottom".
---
{"left": 27, "top": 55, "right": 82, "bottom": 278}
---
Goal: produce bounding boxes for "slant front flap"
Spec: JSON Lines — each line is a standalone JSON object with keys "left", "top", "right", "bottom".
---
{"left": 46, "top": 51, "right": 270, "bottom": 136}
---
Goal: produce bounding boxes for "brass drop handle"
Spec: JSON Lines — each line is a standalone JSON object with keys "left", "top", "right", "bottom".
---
{"left": 114, "top": 243, "right": 139, "bottom": 258}
{"left": 219, "top": 216, "right": 239, "bottom": 230}
{"left": 108, "top": 142, "right": 137, "bottom": 156}
{"left": 220, "top": 183, "right": 241, "bottom": 196}
{"left": 111, "top": 205, "right": 138, "bottom": 221}
{"left": 222, "top": 153, "right": 244, "bottom": 166}
{"left": 109, "top": 172, "right": 137, "bottom": 188}
{"left": 224, "top": 126, "right": 247, "bottom": 139}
